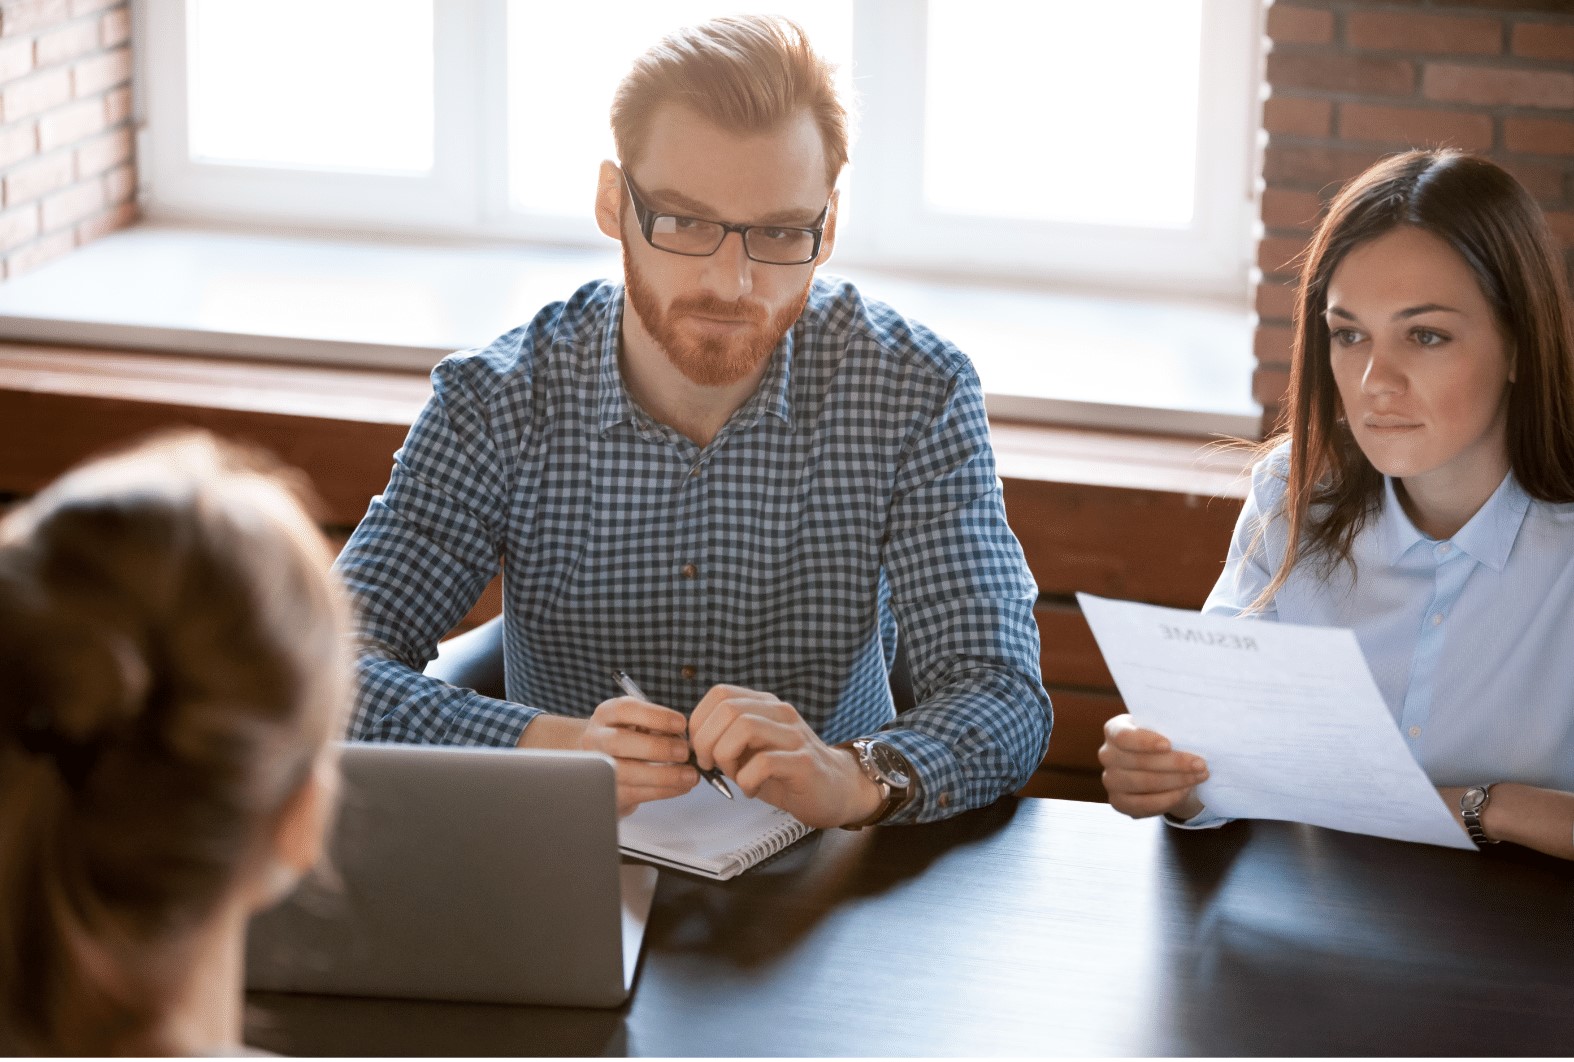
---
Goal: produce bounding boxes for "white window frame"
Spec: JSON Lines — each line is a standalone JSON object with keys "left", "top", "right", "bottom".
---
{"left": 139, "top": 0, "right": 1262, "bottom": 298}
{"left": 141, "top": 1, "right": 491, "bottom": 233}
{"left": 840, "top": 1, "right": 1262, "bottom": 296}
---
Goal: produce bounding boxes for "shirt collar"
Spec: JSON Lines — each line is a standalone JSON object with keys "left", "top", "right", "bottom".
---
{"left": 1378, "top": 471, "right": 1529, "bottom": 571}
{"left": 596, "top": 293, "right": 633, "bottom": 436}
{"left": 595, "top": 285, "right": 797, "bottom": 438}
{"left": 1451, "top": 472, "right": 1530, "bottom": 572}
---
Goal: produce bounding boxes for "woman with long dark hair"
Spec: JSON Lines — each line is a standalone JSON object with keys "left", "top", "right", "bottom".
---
{"left": 1100, "top": 150, "right": 1574, "bottom": 859}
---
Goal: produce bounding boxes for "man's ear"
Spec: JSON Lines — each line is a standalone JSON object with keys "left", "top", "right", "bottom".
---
{"left": 595, "top": 160, "right": 626, "bottom": 242}
{"left": 814, "top": 189, "right": 839, "bottom": 267}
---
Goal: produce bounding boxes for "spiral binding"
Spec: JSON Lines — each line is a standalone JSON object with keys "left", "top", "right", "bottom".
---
{"left": 729, "top": 814, "right": 811, "bottom": 874}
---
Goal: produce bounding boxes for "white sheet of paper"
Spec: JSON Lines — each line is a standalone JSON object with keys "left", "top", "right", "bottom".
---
{"left": 1076, "top": 593, "right": 1473, "bottom": 850}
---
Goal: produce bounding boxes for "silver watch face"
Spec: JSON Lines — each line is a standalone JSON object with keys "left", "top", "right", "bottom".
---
{"left": 1461, "top": 787, "right": 1488, "bottom": 813}
{"left": 863, "top": 740, "right": 911, "bottom": 790}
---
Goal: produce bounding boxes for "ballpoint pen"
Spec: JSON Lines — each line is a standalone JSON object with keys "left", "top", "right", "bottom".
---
{"left": 611, "top": 669, "right": 734, "bottom": 799}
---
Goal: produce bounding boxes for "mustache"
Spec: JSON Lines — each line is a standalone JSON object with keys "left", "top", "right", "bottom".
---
{"left": 669, "top": 294, "right": 769, "bottom": 324}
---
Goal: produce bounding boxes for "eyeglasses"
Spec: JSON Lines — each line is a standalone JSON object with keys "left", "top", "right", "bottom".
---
{"left": 621, "top": 169, "right": 828, "bottom": 266}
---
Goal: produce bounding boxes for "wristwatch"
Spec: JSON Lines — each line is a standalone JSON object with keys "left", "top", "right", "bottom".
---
{"left": 841, "top": 737, "right": 913, "bottom": 830}
{"left": 1459, "top": 784, "right": 1500, "bottom": 846}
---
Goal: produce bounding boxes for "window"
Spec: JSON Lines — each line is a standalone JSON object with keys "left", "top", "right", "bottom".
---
{"left": 142, "top": 1, "right": 1261, "bottom": 299}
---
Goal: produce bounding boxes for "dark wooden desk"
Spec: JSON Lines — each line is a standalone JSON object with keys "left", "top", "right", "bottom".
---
{"left": 246, "top": 797, "right": 1573, "bottom": 1057}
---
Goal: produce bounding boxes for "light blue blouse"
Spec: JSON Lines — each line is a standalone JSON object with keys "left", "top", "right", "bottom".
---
{"left": 1181, "top": 443, "right": 1574, "bottom": 828}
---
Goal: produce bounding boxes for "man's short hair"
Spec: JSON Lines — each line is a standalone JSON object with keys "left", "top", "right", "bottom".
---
{"left": 610, "top": 15, "right": 851, "bottom": 188}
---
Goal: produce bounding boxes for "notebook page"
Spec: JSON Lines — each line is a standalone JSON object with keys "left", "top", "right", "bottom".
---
{"left": 618, "top": 783, "right": 812, "bottom": 880}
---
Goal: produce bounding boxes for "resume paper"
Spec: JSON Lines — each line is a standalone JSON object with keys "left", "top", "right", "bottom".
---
{"left": 1076, "top": 593, "right": 1473, "bottom": 850}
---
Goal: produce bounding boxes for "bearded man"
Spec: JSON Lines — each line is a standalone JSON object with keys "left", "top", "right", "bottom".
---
{"left": 338, "top": 15, "right": 1051, "bottom": 829}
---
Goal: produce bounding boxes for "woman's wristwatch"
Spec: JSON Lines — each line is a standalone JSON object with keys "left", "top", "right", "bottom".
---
{"left": 1459, "top": 784, "right": 1500, "bottom": 846}
{"left": 840, "top": 737, "right": 913, "bottom": 830}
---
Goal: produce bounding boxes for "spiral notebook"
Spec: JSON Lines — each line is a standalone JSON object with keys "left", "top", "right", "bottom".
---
{"left": 618, "top": 783, "right": 814, "bottom": 880}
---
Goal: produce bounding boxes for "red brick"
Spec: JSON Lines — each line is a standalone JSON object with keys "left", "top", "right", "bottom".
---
{"left": 1268, "top": 5, "right": 1334, "bottom": 46}
{"left": 0, "top": 0, "right": 72, "bottom": 37}
{"left": 73, "top": 123, "right": 128, "bottom": 175}
{"left": 1339, "top": 102, "right": 1493, "bottom": 151}
{"left": 0, "top": 202, "right": 38, "bottom": 252}
{"left": 36, "top": 96, "right": 102, "bottom": 150}
{"left": 40, "top": 175, "right": 102, "bottom": 229}
{"left": 1263, "top": 142, "right": 1387, "bottom": 190}
{"left": 1496, "top": 156, "right": 1569, "bottom": 201}
{"left": 97, "top": 2, "right": 125, "bottom": 48}
{"left": 1264, "top": 96, "right": 1332, "bottom": 138}
{"left": 1346, "top": 11, "right": 1501, "bottom": 56}
{"left": 2, "top": 148, "right": 70, "bottom": 205}
{"left": 34, "top": 16, "right": 99, "bottom": 66}
{"left": 103, "top": 82, "right": 128, "bottom": 124}
{"left": 4, "top": 228, "right": 74, "bottom": 280}
{"left": 103, "top": 158, "right": 131, "bottom": 202}
{"left": 1255, "top": 279, "right": 1299, "bottom": 323}
{"left": 1545, "top": 211, "right": 1574, "bottom": 247}
{"left": 1513, "top": 23, "right": 1574, "bottom": 63}
{"left": 0, "top": 33, "right": 30, "bottom": 80}
{"left": 1261, "top": 187, "right": 1325, "bottom": 231}
{"left": 1, "top": 66, "right": 70, "bottom": 122}
{"left": 1258, "top": 235, "right": 1309, "bottom": 277}
{"left": 1255, "top": 324, "right": 1297, "bottom": 367}
{"left": 70, "top": 43, "right": 128, "bottom": 96}
{"left": 74, "top": 195, "right": 133, "bottom": 244}
{"left": 1268, "top": 52, "right": 1416, "bottom": 97}
{"left": 0, "top": 119, "right": 36, "bottom": 168}
{"left": 1423, "top": 62, "right": 1574, "bottom": 109}
{"left": 1504, "top": 117, "right": 1574, "bottom": 158}
{"left": 1253, "top": 364, "right": 1293, "bottom": 409}
{"left": 68, "top": 0, "right": 116, "bottom": 14}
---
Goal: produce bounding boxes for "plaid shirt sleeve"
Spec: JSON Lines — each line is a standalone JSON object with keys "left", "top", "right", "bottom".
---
{"left": 876, "top": 357, "right": 1053, "bottom": 823}
{"left": 335, "top": 333, "right": 544, "bottom": 746}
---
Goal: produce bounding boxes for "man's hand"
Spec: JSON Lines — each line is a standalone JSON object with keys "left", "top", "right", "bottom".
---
{"left": 519, "top": 698, "right": 697, "bottom": 817}
{"left": 688, "top": 684, "right": 884, "bottom": 829}
{"left": 1098, "top": 714, "right": 1208, "bottom": 821}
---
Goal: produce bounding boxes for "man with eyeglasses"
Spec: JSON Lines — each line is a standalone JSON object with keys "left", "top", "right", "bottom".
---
{"left": 337, "top": 15, "right": 1051, "bottom": 829}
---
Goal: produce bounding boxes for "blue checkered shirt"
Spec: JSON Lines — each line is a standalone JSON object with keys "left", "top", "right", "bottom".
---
{"left": 336, "top": 276, "right": 1051, "bottom": 823}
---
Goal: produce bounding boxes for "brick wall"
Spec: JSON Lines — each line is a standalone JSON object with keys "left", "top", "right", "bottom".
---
{"left": 0, "top": 0, "right": 135, "bottom": 281}
{"left": 1254, "top": 0, "right": 1574, "bottom": 432}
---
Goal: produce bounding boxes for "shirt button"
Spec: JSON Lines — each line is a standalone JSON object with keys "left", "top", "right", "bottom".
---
{"left": 1432, "top": 613, "right": 1444, "bottom": 626}
{"left": 1408, "top": 725, "right": 1422, "bottom": 738}
{"left": 938, "top": 792, "right": 950, "bottom": 808}
{"left": 680, "top": 665, "right": 698, "bottom": 680}
{"left": 689, "top": 464, "right": 702, "bottom": 478}
{"left": 681, "top": 563, "right": 698, "bottom": 579}
{"left": 1438, "top": 543, "right": 1452, "bottom": 556}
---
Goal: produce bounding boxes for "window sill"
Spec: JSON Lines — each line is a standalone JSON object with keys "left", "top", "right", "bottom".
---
{"left": 0, "top": 222, "right": 1259, "bottom": 437}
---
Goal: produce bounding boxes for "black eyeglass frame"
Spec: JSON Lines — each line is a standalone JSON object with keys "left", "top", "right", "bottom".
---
{"left": 620, "top": 168, "right": 829, "bottom": 266}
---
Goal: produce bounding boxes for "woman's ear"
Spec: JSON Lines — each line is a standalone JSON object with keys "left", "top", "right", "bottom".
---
{"left": 595, "top": 160, "right": 626, "bottom": 242}
{"left": 251, "top": 754, "right": 336, "bottom": 910}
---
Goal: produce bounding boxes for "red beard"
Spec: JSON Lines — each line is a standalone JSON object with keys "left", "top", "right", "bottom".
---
{"left": 623, "top": 245, "right": 811, "bottom": 388}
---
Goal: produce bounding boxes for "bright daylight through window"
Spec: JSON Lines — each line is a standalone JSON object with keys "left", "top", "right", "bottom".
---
{"left": 130, "top": 0, "right": 1263, "bottom": 431}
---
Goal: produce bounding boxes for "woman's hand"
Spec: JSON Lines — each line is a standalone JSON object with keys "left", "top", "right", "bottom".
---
{"left": 1099, "top": 714, "right": 1209, "bottom": 820}
{"left": 1437, "top": 782, "right": 1574, "bottom": 860}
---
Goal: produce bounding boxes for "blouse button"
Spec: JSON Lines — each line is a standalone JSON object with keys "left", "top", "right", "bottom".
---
{"left": 680, "top": 665, "right": 698, "bottom": 680}
{"left": 681, "top": 563, "right": 698, "bottom": 579}
{"left": 1408, "top": 725, "right": 1422, "bottom": 738}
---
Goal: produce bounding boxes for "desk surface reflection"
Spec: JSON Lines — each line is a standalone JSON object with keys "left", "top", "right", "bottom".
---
{"left": 247, "top": 797, "right": 1574, "bottom": 1057}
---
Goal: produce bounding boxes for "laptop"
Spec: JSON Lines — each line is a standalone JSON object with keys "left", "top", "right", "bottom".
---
{"left": 245, "top": 743, "right": 657, "bottom": 1008}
